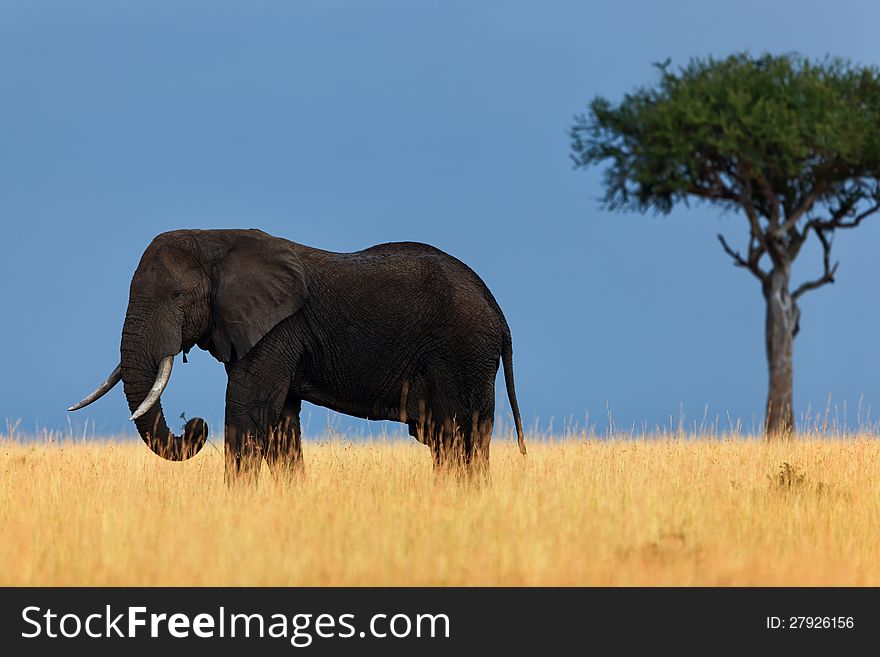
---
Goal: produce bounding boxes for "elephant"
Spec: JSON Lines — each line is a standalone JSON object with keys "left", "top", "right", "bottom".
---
{"left": 69, "top": 229, "right": 527, "bottom": 479}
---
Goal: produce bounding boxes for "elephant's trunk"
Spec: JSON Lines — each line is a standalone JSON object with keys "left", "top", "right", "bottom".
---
{"left": 120, "top": 312, "right": 206, "bottom": 461}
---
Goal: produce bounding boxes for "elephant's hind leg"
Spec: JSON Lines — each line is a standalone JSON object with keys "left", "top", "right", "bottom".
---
{"left": 430, "top": 416, "right": 470, "bottom": 475}
{"left": 444, "top": 412, "right": 491, "bottom": 482}
{"left": 266, "top": 397, "right": 304, "bottom": 479}
{"left": 468, "top": 413, "right": 493, "bottom": 480}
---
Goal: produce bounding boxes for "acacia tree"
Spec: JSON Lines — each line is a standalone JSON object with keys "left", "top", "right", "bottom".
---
{"left": 571, "top": 53, "right": 880, "bottom": 436}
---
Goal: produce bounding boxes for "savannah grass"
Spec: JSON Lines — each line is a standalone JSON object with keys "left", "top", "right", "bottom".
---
{"left": 1, "top": 432, "right": 879, "bottom": 586}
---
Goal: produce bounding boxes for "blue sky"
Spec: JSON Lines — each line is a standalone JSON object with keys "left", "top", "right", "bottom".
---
{"left": 2, "top": 0, "right": 879, "bottom": 438}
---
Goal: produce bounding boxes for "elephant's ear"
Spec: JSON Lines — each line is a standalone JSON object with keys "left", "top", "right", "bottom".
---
{"left": 210, "top": 233, "right": 308, "bottom": 363}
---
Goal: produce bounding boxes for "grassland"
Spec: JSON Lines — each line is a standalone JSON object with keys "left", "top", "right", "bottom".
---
{"left": 1, "top": 432, "right": 879, "bottom": 586}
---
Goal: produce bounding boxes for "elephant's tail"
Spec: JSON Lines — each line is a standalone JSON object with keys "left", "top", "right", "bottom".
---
{"left": 502, "top": 332, "right": 527, "bottom": 456}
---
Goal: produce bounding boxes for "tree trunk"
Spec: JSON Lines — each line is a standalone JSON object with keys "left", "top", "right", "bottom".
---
{"left": 763, "top": 267, "right": 799, "bottom": 438}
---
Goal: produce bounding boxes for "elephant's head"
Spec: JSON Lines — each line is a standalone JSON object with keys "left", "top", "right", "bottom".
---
{"left": 69, "top": 229, "right": 309, "bottom": 460}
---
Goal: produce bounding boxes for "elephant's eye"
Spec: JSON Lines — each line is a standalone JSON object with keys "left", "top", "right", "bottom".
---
{"left": 171, "top": 290, "right": 183, "bottom": 300}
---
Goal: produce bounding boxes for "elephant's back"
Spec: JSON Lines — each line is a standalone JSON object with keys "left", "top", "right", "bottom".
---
{"left": 359, "top": 242, "right": 503, "bottom": 310}
{"left": 351, "top": 241, "right": 463, "bottom": 275}
{"left": 354, "top": 242, "right": 494, "bottom": 294}
{"left": 343, "top": 241, "right": 511, "bottom": 350}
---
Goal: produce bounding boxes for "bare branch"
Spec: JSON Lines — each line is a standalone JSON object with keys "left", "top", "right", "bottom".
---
{"left": 732, "top": 161, "right": 788, "bottom": 267}
{"left": 746, "top": 233, "right": 766, "bottom": 272}
{"left": 754, "top": 172, "right": 781, "bottom": 228}
{"left": 717, "top": 233, "right": 768, "bottom": 282}
{"left": 808, "top": 193, "right": 875, "bottom": 232}
{"left": 835, "top": 200, "right": 880, "bottom": 229}
{"left": 792, "top": 226, "right": 840, "bottom": 300}
{"left": 787, "top": 223, "right": 810, "bottom": 261}
{"left": 717, "top": 234, "right": 748, "bottom": 266}
{"left": 780, "top": 184, "right": 824, "bottom": 234}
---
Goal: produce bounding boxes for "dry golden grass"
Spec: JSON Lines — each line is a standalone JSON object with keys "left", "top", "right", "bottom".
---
{"left": 1, "top": 434, "right": 879, "bottom": 586}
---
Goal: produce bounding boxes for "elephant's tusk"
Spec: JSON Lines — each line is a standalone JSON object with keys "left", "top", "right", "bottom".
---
{"left": 129, "top": 356, "right": 174, "bottom": 421}
{"left": 68, "top": 364, "right": 122, "bottom": 411}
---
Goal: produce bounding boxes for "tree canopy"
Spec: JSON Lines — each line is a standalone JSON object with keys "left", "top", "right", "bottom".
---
{"left": 571, "top": 53, "right": 880, "bottom": 284}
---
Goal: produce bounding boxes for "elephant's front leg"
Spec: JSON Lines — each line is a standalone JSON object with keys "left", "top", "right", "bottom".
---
{"left": 266, "top": 397, "right": 304, "bottom": 478}
{"left": 223, "top": 357, "right": 292, "bottom": 485}
{"left": 224, "top": 417, "right": 263, "bottom": 485}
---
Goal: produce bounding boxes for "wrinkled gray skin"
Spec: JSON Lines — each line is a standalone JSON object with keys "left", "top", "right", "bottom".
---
{"left": 80, "top": 229, "right": 526, "bottom": 480}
